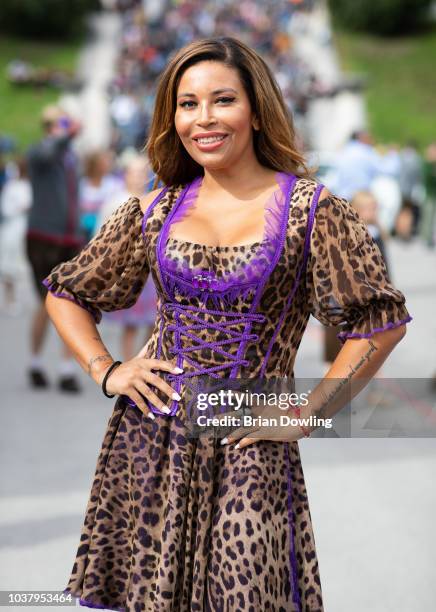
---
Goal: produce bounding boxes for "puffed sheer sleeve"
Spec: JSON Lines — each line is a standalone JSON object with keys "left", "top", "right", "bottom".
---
{"left": 305, "top": 193, "right": 412, "bottom": 342}
{"left": 42, "top": 197, "right": 149, "bottom": 324}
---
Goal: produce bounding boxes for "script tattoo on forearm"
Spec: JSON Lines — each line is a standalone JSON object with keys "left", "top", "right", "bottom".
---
{"left": 313, "top": 340, "right": 378, "bottom": 419}
{"left": 87, "top": 353, "right": 113, "bottom": 377}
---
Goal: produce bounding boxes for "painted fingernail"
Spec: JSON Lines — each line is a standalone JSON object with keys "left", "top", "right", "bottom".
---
{"left": 234, "top": 443, "right": 240, "bottom": 450}
{"left": 220, "top": 437, "right": 228, "bottom": 446}
{"left": 147, "top": 412, "right": 156, "bottom": 420}
{"left": 161, "top": 406, "right": 171, "bottom": 414}
{"left": 173, "top": 367, "right": 184, "bottom": 374}
{"left": 172, "top": 392, "right": 181, "bottom": 401}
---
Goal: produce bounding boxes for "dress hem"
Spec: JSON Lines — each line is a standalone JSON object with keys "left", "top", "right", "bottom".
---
{"left": 63, "top": 588, "right": 126, "bottom": 612}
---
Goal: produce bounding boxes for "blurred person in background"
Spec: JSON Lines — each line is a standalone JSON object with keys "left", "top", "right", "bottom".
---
{"left": 0, "top": 157, "right": 32, "bottom": 315}
{"left": 79, "top": 149, "right": 120, "bottom": 242}
{"left": 369, "top": 143, "right": 403, "bottom": 237}
{"left": 26, "top": 105, "right": 83, "bottom": 393}
{"left": 420, "top": 142, "right": 436, "bottom": 248}
{"left": 351, "top": 190, "right": 390, "bottom": 277}
{"left": 333, "top": 130, "right": 380, "bottom": 200}
{"left": 97, "top": 153, "right": 157, "bottom": 361}
{"left": 399, "top": 140, "right": 424, "bottom": 237}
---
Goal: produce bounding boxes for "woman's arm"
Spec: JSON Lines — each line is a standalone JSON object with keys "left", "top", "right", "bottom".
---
{"left": 227, "top": 324, "right": 407, "bottom": 448}
{"left": 300, "top": 324, "right": 407, "bottom": 434}
{"left": 45, "top": 292, "right": 114, "bottom": 385}
{"left": 45, "top": 292, "right": 182, "bottom": 417}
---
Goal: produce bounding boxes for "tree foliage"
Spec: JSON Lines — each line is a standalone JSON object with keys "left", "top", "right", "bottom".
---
{"left": 328, "top": 0, "right": 432, "bottom": 35}
{"left": 0, "top": 0, "right": 100, "bottom": 39}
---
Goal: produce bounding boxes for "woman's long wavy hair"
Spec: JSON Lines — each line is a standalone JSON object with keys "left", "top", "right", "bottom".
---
{"left": 145, "top": 36, "right": 313, "bottom": 188}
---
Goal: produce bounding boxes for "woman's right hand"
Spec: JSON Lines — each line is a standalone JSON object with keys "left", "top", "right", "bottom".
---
{"left": 100, "top": 347, "right": 183, "bottom": 419}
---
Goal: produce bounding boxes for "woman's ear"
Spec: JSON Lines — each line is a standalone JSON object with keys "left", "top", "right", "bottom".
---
{"left": 252, "top": 116, "right": 260, "bottom": 131}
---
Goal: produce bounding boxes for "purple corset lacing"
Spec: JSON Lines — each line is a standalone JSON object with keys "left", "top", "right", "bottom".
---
{"left": 154, "top": 302, "right": 267, "bottom": 414}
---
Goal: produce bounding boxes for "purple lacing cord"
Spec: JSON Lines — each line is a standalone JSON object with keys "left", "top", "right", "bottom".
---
{"left": 337, "top": 315, "right": 413, "bottom": 343}
{"left": 260, "top": 182, "right": 325, "bottom": 377}
{"left": 284, "top": 442, "right": 302, "bottom": 612}
{"left": 139, "top": 302, "right": 266, "bottom": 416}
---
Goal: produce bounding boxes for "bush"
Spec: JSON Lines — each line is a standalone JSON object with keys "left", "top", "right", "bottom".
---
{"left": 0, "top": 0, "right": 100, "bottom": 40}
{"left": 328, "top": 0, "right": 432, "bottom": 35}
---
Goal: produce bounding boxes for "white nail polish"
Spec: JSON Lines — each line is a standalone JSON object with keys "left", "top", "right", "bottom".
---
{"left": 147, "top": 412, "right": 156, "bottom": 420}
{"left": 173, "top": 367, "right": 184, "bottom": 374}
{"left": 172, "top": 392, "right": 181, "bottom": 401}
{"left": 220, "top": 437, "right": 228, "bottom": 446}
{"left": 235, "top": 443, "right": 240, "bottom": 450}
{"left": 161, "top": 406, "right": 171, "bottom": 414}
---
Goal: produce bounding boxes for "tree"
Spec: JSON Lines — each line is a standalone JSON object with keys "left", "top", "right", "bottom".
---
{"left": 328, "top": 0, "right": 432, "bottom": 35}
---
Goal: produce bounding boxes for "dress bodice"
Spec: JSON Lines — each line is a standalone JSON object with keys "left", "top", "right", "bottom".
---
{"left": 42, "top": 174, "right": 412, "bottom": 417}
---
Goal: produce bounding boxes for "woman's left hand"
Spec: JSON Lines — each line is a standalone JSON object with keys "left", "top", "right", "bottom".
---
{"left": 219, "top": 403, "right": 307, "bottom": 449}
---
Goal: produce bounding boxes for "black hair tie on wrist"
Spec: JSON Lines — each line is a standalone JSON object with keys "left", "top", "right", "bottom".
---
{"left": 101, "top": 361, "right": 122, "bottom": 398}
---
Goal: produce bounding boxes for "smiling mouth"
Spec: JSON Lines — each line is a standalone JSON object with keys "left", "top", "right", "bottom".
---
{"left": 193, "top": 135, "right": 228, "bottom": 144}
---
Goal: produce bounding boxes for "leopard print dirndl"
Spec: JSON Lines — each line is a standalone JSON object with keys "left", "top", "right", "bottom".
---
{"left": 43, "top": 173, "right": 412, "bottom": 611}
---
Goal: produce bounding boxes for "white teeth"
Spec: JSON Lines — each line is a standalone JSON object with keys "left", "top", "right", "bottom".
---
{"left": 197, "top": 135, "right": 226, "bottom": 144}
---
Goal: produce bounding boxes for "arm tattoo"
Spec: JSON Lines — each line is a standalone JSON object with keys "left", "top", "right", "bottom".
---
{"left": 312, "top": 340, "right": 378, "bottom": 419}
{"left": 88, "top": 353, "right": 113, "bottom": 377}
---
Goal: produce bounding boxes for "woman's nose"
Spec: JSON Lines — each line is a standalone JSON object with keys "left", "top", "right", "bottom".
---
{"left": 196, "top": 103, "right": 216, "bottom": 125}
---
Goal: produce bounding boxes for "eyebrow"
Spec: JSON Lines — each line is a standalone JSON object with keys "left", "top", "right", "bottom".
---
{"left": 177, "top": 88, "right": 238, "bottom": 99}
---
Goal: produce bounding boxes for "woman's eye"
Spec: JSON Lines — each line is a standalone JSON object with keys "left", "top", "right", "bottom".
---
{"left": 216, "top": 97, "right": 235, "bottom": 104}
{"left": 179, "top": 100, "right": 195, "bottom": 108}
{"left": 179, "top": 97, "right": 235, "bottom": 109}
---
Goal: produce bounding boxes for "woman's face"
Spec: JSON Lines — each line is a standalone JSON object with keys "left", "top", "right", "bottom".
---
{"left": 174, "top": 60, "right": 259, "bottom": 171}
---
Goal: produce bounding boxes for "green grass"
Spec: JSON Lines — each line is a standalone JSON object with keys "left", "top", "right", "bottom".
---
{"left": 333, "top": 26, "right": 436, "bottom": 148}
{"left": 0, "top": 35, "right": 81, "bottom": 152}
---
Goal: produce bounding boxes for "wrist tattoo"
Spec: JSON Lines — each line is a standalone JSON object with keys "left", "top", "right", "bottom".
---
{"left": 88, "top": 353, "right": 113, "bottom": 377}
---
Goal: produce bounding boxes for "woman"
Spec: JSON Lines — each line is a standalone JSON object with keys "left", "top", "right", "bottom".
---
{"left": 43, "top": 37, "right": 412, "bottom": 611}
{"left": 97, "top": 154, "right": 158, "bottom": 361}
{"left": 79, "top": 150, "right": 119, "bottom": 242}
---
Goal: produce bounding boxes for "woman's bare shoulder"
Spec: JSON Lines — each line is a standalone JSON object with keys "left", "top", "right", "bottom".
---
{"left": 139, "top": 188, "right": 165, "bottom": 214}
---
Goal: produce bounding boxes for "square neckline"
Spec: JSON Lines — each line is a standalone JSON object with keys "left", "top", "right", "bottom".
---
{"left": 165, "top": 171, "right": 288, "bottom": 250}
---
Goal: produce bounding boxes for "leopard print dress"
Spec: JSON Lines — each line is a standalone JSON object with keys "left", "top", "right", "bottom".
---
{"left": 43, "top": 173, "right": 412, "bottom": 612}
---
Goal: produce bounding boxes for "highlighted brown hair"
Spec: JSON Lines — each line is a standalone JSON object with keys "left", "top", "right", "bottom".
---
{"left": 145, "top": 36, "right": 312, "bottom": 188}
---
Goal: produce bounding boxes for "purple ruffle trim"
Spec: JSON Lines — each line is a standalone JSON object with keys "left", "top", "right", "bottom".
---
{"left": 157, "top": 171, "right": 293, "bottom": 307}
{"left": 42, "top": 278, "right": 101, "bottom": 324}
{"left": 337, "top": 315, "right": 413, "bottom": 343}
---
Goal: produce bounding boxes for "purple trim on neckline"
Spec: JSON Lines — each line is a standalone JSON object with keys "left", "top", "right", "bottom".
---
{"left": 259, "top": 182, "right": 325, "bottom": 377}
{"left": 157, "top": 172, "right": 296, "bottom": 309}
{"left": 337, "top": 315, "right": 413, "bottom": 343}
{"left": 284, "top": 443, "right": 302, "bottom": 612}
{"left": 42, "top": 278, "right": 101, "bottom": 323}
